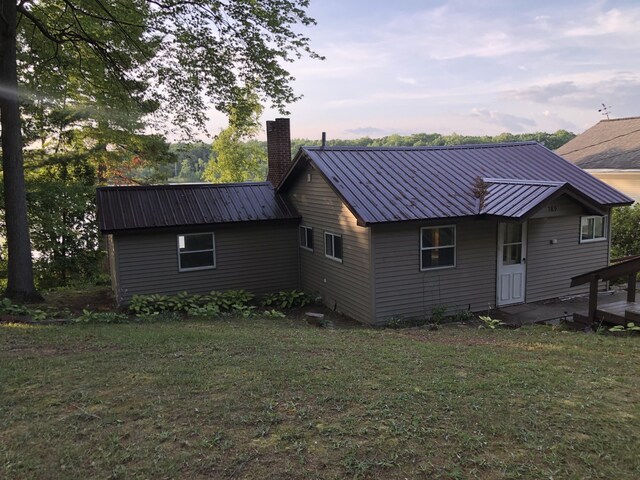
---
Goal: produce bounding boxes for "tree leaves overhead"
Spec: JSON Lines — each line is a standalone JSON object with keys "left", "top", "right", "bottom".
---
{"left": 17, "top": 0, "right": 322, "bottom": 135}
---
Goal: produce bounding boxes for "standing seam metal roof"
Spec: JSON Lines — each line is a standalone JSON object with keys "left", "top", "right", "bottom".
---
{"left": 97, "top": 182, "right": 299, "bottom": 233}
{"left": 280, "top": 142, "right": 632, "bottom": 225}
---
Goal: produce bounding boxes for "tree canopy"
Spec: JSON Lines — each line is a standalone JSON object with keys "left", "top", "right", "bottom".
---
{"left": 0, "top": 0, "right": 321, "bottom": 299}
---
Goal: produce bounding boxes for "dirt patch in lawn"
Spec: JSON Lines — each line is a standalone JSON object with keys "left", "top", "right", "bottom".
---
{"left": 39, "top": 286, "right": 117, "bottom": 314}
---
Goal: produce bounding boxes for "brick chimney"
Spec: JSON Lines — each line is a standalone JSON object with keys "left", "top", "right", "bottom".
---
{"left": 266, "top": 118, "right": 291, "bottom": 186}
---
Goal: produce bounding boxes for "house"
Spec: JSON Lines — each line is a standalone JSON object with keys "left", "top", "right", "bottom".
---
{"left": 556, "top": 116, "right": 640, "bottom": 202}
{"left": 97, "top": 118, "right": 632, "bottom": 325}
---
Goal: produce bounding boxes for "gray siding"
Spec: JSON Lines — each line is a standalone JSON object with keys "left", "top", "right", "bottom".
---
{"left": 372, "top": 218, "right": 497, "bottom": 324}
{"left": 113, "top": 223, "right": 299, "bottom": 304}
{"left": 288, "top": 166, "right": 373, "bottom": 323}
{"left": 526, "top": 213, "right": 610, "bottom": 302}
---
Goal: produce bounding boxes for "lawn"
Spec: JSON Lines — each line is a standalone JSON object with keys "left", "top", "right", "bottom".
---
{"left": 1, "top": 318, "right": 639, "bottom": 479}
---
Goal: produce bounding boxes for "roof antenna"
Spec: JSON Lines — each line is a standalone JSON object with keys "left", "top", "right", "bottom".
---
{"left": 598, "top": 103, "right": 611, "bottom": 120}
{"left": 321, "top": 132, "right": 326, "bottom": 148}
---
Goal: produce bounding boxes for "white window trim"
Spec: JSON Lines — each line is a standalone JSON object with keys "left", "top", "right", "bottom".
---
{"left": 299, "top": 225, "right": 314, "bottom": 252}
{"left": 324, "top": 231, "right": 343, "bottom": 263}
{"left": 420, "top": 225, "right": 456, "bottom": 271}
{"left": 579, "top": 215, "right": 608, "bottom": 244}
{"left": 177, "top": 232, "right": 216, "bottom": 272}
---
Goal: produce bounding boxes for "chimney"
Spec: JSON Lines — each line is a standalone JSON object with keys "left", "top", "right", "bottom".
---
{"left": 266, "top": 118, "right": 291, "bottom": 186}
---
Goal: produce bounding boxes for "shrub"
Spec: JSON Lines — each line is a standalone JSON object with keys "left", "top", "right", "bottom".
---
{"left": 262, "top": 290, "right": 311, "bottom": 310}
{"left": 263, "top": 309, "right": 286, "bottom": 319}
{"left": 611, "top": 204, "right": 640, "bottom": 259}
{"left": 128, "top": 290, "right": 254, "bottom": 317}
{"left": 0, "top": 298, "right": 47, "bottom": 321}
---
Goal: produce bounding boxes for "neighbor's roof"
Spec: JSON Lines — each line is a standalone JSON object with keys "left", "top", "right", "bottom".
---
{"left": 97, "top": 182, "right": 299, "bottom": 233}
{"left": 278, "top": 142, "right": 632, "bottom": 225}
{"left": 556, "top": 117, "right": 640, "bottom": 169}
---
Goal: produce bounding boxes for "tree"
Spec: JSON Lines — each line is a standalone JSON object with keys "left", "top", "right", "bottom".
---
{"left": 204, "top": 89, "right": 267, "bottom": 183}
{"left": 0, "top": 0, "right": 320, "bottom": 300}
{"left": 611, "top": 204, "right": 640, "bottom": 259}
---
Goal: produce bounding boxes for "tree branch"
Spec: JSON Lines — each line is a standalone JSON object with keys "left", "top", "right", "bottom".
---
{"left": 16, "top": 5, "right": 63, "bottom": 44}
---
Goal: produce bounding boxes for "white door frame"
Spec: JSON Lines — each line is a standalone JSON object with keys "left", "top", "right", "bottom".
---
{"left": 496, "top": 222, "right": 527, "bottom": 306}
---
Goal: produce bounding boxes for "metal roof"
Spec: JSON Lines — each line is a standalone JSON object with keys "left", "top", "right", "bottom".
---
{"left": 481, "top": 179, "right": 565, "bottom": 218}
{"left": 279, "top": 142, "right": 632, "bottom": 225}
{"left": 556, "top": 117, "right": 640, "bottom": 169}
{"left": 97, "top": 182, "right": 299, "bottom": 233}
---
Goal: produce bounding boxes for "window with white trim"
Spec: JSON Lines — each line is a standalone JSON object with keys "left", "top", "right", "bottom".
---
{"left": 580, "top": 216, "right": 607, "bottom": 242}
{"left": 324, "top": 232, "right": 343, "bottom": 262}
{"left": 420, "top": 226, "right": 456, "bottom": 270}
{"left": 299, "top": 226, "right": 314, "bottom": 251}
{"left": 178, "top": 233, "right": 216, "bottom": 271}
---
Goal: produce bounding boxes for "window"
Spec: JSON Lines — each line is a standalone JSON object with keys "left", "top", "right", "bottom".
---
{"left": 177, "top": 233, "right": 216, "bottom": 271}
{"left": 580, "top": 216, "right": 607, "bottom": 243}
{"left": 299, "top": 226, "right": 314, "bottom": 251}
{"left": 324, "top": 232, "right": 343, "bottom": 262}
{"left": 420, "top": 226, "right": 456, "bottom": 270}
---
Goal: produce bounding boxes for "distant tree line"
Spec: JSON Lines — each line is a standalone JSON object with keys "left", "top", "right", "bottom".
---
{"left": 170, "top": 130, "right": 577, "bottom": 183}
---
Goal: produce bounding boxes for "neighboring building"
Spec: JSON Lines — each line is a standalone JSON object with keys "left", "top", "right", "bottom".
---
{"left": 556, "top": 116, "right": 640, "bottom": 202}
{"left": 97, "top": 119, "right": 632, "bottom": 324}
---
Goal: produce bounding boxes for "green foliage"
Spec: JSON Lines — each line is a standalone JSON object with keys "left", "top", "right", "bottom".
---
{"left": 611, "top": 204, "right": 640, "bottom": 259}
{"left": 430, "top": 305, "right": 448, "bottom": 325}
{"left": 262, "top": 290, "right": 311, "bottom": 310}
{"left": 186, "top": 305, "right": 221, "bottom": 319}
{"left": 609, "top": 322, "right": 640, "bottom": 333}
{"left": 263, "top": 309, "right": 286, "bottom": 319}
{"left": 479, "top": 315, "right": 506, "bottom": 329}
{"left": 0, "top": 298, "right": 47, "bottom": 321}
{"left": 76, "top": 310, "right": 129, "bottom": 324}
{"left": 128, "top": 290, "right": 254, "bottom": 317}
{"left": 455, "top": 310, "right": 475, "bottom": 322}
{"left": 204, "top": 90, "right": 267, "bottom": 183}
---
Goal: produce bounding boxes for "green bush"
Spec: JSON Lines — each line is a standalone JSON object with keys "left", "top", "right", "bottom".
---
{"left": 0, "top": 298, "right": 47, "bottom": 321}
{"left": 128, "top": 290, "right": 254, "bottom": 318}
{"left": 262, "top": 290, "right": 311, "bottom": 309}
{"left": 611, "top": 204, "right": 640, "bottom": 259}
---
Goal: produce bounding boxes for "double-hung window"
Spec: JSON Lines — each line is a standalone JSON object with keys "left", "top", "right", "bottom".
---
{"left": 300, "top": 226, "right": 314, "bottom": 251}
{"left": 420, "top": 226, "right": 456, "bottom": 270}
{"left": 178, "top": 233, "right": 216, "bottom": 271}
{"left": 324, "top": 232, "right": 343, "bottom": 262}
{"left": 580, "top": 216, "right": 607, "bottom": 243}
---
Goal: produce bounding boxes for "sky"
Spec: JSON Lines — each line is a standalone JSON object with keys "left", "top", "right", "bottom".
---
{"left": 207, "top": 0, "right": 640, "bottom": 140}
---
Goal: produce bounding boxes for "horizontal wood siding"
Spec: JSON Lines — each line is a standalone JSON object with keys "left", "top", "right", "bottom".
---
{"left": 373, "top": 218, "right": 497, "bottom": 324}
{"left": 114, "top": 223, "right": 299, "bottom": 303}
{"left": 587, "top": 171, "right": 640, "bottom": 203}
{"left": 288, "top": 166, "right": 372, "bottom": 323}
{"left": 526, "top": 214, "right": 609, "bottom": 302}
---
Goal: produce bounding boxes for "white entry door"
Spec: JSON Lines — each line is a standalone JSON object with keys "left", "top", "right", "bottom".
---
{"left": 497, "top": 222, "right": 527, "bottom": 306}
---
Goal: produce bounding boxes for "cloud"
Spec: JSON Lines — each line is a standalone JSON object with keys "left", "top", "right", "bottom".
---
{"left": 397, "top": 76, "right": 417, "bottom": 85}
{"left": 470, "top": 108, "right": 536, "bottom": 132}
{"left": 506, "top": 74, "right": 640, "bottom": 113}
{"left": 509, "top": 81, "right": 579, "bottom": 103}
{"left": 342, "top": 126, "right": 389, "bottom": 137}
{"left": 565, "top": 8, "right": 640, "bottom": 37}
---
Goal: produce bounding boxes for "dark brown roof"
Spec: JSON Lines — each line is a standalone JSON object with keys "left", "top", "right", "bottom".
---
{"left": 279, "top": 142, "right": 631, "bottom": 225}
{"left": 97, "top": 183, "right": 299, "bottom": 233}
{"left": 556, "top": 117, "right": 640, "bottom": 169}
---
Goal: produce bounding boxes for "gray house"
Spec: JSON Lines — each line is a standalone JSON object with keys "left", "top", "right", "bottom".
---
{"left": 97, "top": 119, "right": 632, "bottom": 324}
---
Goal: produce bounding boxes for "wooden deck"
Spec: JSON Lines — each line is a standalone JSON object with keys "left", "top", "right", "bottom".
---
{"left": 570, "top": 256, "right": 640, "bottom": 328}
{"left": 573, "top": 300, "right": 640, "bottom": 326}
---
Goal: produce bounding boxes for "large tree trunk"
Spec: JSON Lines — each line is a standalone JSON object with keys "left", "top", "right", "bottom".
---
{"left": 0, "top": 0, "right": 41, "bottom": 302}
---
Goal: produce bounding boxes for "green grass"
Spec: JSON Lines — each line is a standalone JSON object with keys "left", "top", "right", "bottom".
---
{"left": 1, "top": 318, "right": 639, "bottom": 479}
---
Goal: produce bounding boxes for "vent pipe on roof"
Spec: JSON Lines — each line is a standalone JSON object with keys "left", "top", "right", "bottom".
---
{"left": 266, "top": 118, "right": 292, "bottom": 186}
{"left": 321, "top": 132, "right": 326, "bottom": 148}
